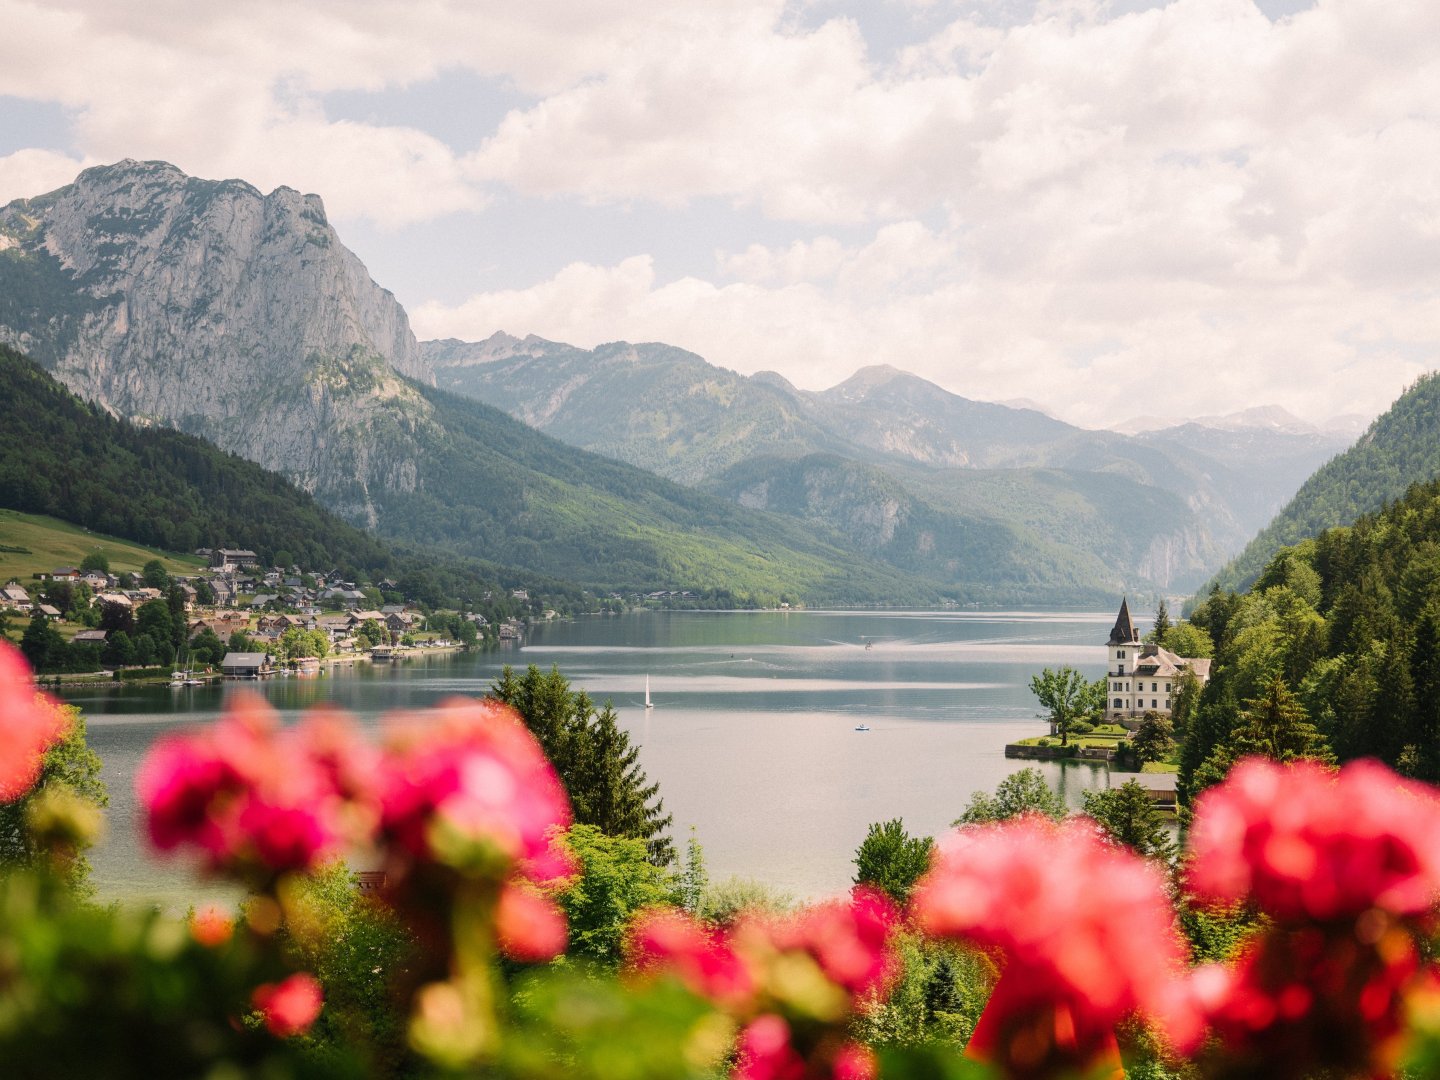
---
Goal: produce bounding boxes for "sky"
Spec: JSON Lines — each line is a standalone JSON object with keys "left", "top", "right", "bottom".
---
{"left": 0, "top": 0, "right": 1434, "bottom": 430}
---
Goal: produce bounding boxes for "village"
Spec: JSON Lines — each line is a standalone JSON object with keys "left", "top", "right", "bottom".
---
{"left": 0, "top": 546, "right": 538, "bottom": 680}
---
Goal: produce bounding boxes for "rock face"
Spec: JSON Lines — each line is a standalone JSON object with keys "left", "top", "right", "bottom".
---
{"left": 0, "top": 159, "right": 433, "bottom": 523}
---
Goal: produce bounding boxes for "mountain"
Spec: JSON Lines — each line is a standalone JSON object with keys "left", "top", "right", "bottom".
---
{"left": 1115, "top": 406, "right": 1364, "bottom": 439}
{"left": 0, "top": 342, "right": 392, "bottom": 573}
{"left": 0, "top": 160, "right": 431, "bottom": 527}
{"left": 1205, "top": 372, "right": 1440, "bottom": 593}
{"left": 0, "top": 162, "right": 941, "bottom": 605}
{"left": 423, "top": 334, "right": 1352, "bottom": 594}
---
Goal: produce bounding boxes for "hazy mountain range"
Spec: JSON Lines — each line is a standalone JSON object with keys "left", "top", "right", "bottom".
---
{"left": 0, "top": 160, "right": 1366, "bottom": 603}
{"left": 423, "top": 333, "right": 1354, "bottom": 592}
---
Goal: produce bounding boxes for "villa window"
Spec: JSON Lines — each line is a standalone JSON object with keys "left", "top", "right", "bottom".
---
{"left": 1118, "top": 664, "right": 1125, "bottom": 675}
{"left": 1117, "top": 650, "right": 1126, "bottom": 659}
{"left": 1114, "top": 698, "right": 1122, "bottom": 709}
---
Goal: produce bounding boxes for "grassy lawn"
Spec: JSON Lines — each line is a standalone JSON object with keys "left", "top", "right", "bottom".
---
{"left": 0, "top": 509, "right": 204, "bottom": 581}
{"left": 1015, "top": 722, "right": 1130, "bottom": 750}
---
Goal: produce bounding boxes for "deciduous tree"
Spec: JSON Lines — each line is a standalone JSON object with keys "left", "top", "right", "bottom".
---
{"left": 854, "top": 819, "right": 935, "bottom": 906}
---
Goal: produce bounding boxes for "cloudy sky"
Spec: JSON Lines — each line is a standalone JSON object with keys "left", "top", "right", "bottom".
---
{"left": 0, "top": 0, "right": 1435, "bottom": 429}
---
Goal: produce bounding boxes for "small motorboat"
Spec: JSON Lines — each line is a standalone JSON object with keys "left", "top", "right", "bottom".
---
{"left": 854, "top": 724, "right": 871, "bottom": 732}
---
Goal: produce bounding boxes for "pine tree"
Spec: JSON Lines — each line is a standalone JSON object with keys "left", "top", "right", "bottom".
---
{"left": 491, "top": 664, "right": 673, "bottom": 865}
{"left": 1192, "top": 676, "right": 1334, "bottom": 795}
{"left": 1081, "top": 781, "right": 1175, "bottom": 861}
{"left": 1150, "top": 600, "right": 1172, "bottom": 646}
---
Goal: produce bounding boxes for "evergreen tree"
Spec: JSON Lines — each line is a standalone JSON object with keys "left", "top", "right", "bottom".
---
{"left": 1149, "top": 600, "right": 1172, "bottom": 646}
{"left": 491, "top": 664, "right": 673, "bottom": 865}
{"left": 1192, "top": 676, "right": 1334, "bottom": 795}
{"left": 1131, "top": 712, "right": 1174, "bottom": 764}
{"left": 1081, "top": 781, "right": 1175, "bottom": 861}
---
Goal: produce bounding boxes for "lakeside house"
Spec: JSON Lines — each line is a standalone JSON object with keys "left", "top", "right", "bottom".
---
{"left": 220, "top": 651, "right": 271, "bottom": 678}
{"left": 1104, "top": 599, "right": 1211, "bottom": 724}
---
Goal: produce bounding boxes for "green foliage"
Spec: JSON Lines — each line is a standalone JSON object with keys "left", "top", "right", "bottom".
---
{"left": 555, "top": 825, "right": 678, "bottom": 965}
{"left": 1161, "top": 621, "right": 1214, "bottom": 659}
{"left": 0, "top": 870, "right": 353, "bottom": 1079}
{"left": 955, "top": 768, "right": 1066, "bottom": 826}
{"left": 279, "top": 864, "right": 421, "bottom": 1077}
{"left": 851, "top": 933, "right": 990, "bottom": 1051}
{"left": 673, "top": 828, "right": 707, "bottom": 915}
{"left": 1081, "top": 782, "right": 1175, "bottom": 862}
{"left": 228, "top": 630, "right": 259, "bottom": 654}
{"left": 492, "top": 665, "right": 673, "bottom": 865}
{"left": 1191, "top": 676, "right": 1335, "bottom": 797}
{"left": 853, "top": 818, "right": 935, "bottom": 906}
{"left": 190, "top": 627, "right": 225, "bottom": 667}
{"left": 1146, "top": 600, "right": 1172, "bottom": 646}
{"left": 1027, "top": 666, "right": 1102, "bottom": 747}
{"left": 1131, "top": 712, "right": 1175, "bottom": 764}
{"left": 0, "top": 704, "right": 107, "bottom": 894}
{"left": 501, "top": 965, "right": 721, "bottom": 1080}
{"left": 697, "top": 876, "right": 793, "bottom": 926}
{"left": 79, "top": 551, "right": 109, "bottom": 573}
{"left": 141, "top": 558, "right": 169, "bottom": 590}
{"left": 356, "top": 619, "right": 385, "bottom": 650}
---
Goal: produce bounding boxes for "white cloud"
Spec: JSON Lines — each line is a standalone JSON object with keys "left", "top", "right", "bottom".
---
{"left": 0, "top": 149, "right": 92, "bottom": 206}
{"left": 1, "top": 0, "right": 1440, "bottom": 424}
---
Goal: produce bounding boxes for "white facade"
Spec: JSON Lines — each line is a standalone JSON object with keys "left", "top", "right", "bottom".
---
{"left": 1104, "top": 600, "right": 1211, "bottom": 722}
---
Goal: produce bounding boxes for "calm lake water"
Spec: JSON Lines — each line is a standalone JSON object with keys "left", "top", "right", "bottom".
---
{"left": 64, "top": 609, "right": 1129, "bottom": 906}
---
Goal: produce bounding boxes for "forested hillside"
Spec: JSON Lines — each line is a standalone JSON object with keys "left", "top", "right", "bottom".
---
{"left": 0, "top": 345, "right": 391, "bottom": 573}
{"left": 1205, "top": 372, "right": 1440, "bottom": 593}
{"left": 1178, "top": 474, "right": 1440, "bottom": 801}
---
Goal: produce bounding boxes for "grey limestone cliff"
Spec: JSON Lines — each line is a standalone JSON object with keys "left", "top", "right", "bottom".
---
{"left": 0, "top": 159, "right": 435, "bottom": 523}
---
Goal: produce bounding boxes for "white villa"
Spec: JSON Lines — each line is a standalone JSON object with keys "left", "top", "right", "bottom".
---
{"left": 1105, "top": 598, "right": 1211, "bottom": 723}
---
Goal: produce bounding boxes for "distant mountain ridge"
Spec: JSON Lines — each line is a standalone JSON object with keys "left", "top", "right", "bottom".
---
{"left": 1205, "top": 372, "right": 1440, "bottom": 594}
{"left": 422, "top": 333, "right": 1354, "bottom": 594}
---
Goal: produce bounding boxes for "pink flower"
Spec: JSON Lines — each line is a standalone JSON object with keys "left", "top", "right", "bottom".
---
{"left": 252, "top": 973, "right": 323, "bottom": 1037}
{"left": 1191, "top": 918, "right": 1421, "bottom": 1079}
{"left": 627, "top": 907, "right": 756, "bottom": 1008}
{"left": 912, "top": 814, "right": 1196, "bottom": 1074}
{"left": 1188, "top": 758, "right": 1440, "bottom": 922}
{"left": 0, "top": 640, "right": 67, "bottom": 802}
{"left": 189, "top": 905, "right": 233, "bottom": 948}
{"left": 138, "top": 694, "right": 367, "bottom": 875}
{"left": 1185, "top": 758, "right": 1440, "bottom": 1077}
{"left": 377, "top": 698, "right": 572, "bottom": 883}
{"left": 733, "top": 1015, "right": 806, "bottom": 1080}
{"left": 495, "top": 881, "right": 568, "bottom": 963}
{"left": 764, "top": 887, "right": 900, "bottom": 1001}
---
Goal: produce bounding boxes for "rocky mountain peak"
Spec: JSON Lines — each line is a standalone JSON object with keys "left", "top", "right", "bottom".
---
{"left": 0, "top": 159, "right": 439, "bottom": 524}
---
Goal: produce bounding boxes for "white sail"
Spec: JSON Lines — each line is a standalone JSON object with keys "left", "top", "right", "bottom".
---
{"left": 645, "top": 674, "right": 654, "bottom": 708}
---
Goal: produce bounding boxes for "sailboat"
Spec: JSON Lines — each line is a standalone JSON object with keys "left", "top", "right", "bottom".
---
{"left": 644, "top": 675, "right": 654, "bottom": 709}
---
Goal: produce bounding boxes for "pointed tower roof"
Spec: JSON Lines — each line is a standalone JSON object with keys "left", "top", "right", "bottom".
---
{"left": 1108, "top": 598, "right": 1139, "bottom": 645}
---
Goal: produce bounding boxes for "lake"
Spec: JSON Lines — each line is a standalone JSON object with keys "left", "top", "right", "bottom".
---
{"left": 64, "top": 608, "right": 1130, "bottom": 906}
